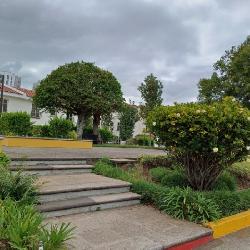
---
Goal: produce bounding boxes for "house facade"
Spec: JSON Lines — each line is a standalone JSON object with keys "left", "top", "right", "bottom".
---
{"left": 1, "top": 85, "right": 51, "bottom": 125}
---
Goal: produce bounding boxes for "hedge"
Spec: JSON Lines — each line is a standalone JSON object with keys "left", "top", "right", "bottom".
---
{"left": 0, "top": 112, "right": 32, "bottom": 136}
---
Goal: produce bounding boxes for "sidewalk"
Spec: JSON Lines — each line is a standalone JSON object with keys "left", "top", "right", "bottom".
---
{"left": 4, "top": 146, "right": 165, "bottom": 159}
{"left": 47, "top": 205, "right": 211, "bottom": 250}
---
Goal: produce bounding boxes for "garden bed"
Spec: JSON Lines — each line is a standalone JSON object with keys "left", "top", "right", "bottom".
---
{"left": 93, "top": 159, "right": 250, "bottom": 224}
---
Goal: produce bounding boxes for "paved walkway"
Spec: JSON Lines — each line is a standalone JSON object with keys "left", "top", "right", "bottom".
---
{"left": 47, "top": 205, "right": 211, "bottom": 250}
{"left": 197, "top": 227, "right": 250, "bottom": 250}
{"left": 4, "top": 146, "right": 165, "bottom": 159}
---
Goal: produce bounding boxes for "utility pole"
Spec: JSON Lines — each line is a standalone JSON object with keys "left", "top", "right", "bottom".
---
{"left": 0, "top": 74, "right": 4, "bottom": 114}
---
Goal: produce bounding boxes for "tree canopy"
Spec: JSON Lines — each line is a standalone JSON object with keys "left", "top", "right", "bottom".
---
{"left": 138, "top": 73, "right": 163, "bottom": 118}
{"left": 198, "top": 36, "right": 250, "bottom": 108}
{"left": 33, "top": 61, "right": 123, "bottom": 139}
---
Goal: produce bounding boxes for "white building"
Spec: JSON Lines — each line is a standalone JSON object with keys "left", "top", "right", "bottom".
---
{"left": 1, "top": 85, "right": 146, "bottom": 137}
{"left": 0, "top": 71, "right": 21, "bottom": 88}
{"left": 1, "top": 85, "right": 51, "bottom": 125}
{"left": 110, "top": 111, "right": 146, "bottom": 139}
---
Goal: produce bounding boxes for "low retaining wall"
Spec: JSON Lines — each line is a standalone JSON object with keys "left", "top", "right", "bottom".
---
{"left": 1, "top": 136, "right": 92, "bottom": 149}
{"left": 205, "top": 210, "right": 250, "bottom": 238}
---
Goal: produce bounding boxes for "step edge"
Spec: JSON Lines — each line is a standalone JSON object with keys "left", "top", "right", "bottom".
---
{"left": 10, "top": 165, "right": 93, "bottom": 171}
{"left": 38, "top": 184, "right": 132, "bottom": 195}
{"left": 38, "top": 193, "right": 141, "bottom": 212}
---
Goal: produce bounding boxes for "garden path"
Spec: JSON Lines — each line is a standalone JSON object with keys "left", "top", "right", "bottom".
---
{"left": 4, "top": 146, "right": 165, "bottom": 159}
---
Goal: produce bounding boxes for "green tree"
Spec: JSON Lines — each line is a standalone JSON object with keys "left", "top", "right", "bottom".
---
{"left": 33, "top": 62, "right": 123, "bottom": 140}
{"left": 91, "top": 69, "right": 123, "bottom": 142}
{"left": 119, "top": 104, "right": 139, "bottom": 141}
{"left": 198, "top": 36, "right": 250, "bottom": 108}
{"left": 198, "top": 72, "right": 226, "bottom": 103}
{"left": 138, "top": 74, "right": 163, "bottom": 118}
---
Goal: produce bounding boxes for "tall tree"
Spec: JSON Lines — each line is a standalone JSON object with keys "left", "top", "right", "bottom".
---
{"left": 198, "top": 36, "right": 250, "bottom": 108}
{"left": 119, "top": 104, "right": 139, "bottom": 141}
{"left": 138, "top": 74, "right": 163, "bottom": 118}
{"left": 33, "top": 61, "right": 123, "bottom": 140}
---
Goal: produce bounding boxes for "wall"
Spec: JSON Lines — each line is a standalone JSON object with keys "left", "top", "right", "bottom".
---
{"left": 3, "top": 93, "right": 51, "bottom": 125}
{"left": 109, "top": 112, "right": 146, "bottom": 139}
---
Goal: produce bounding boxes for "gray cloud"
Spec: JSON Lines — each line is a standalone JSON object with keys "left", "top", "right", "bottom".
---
{"left": 0, "top": 0, "right": 249, "bottom": 104}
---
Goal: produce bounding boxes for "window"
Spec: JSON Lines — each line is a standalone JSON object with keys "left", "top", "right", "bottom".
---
{"left": 31, "top": 103, "right": 40, "bottom": 118}
{"left": 117, "top": 122, "right": 120, "bottom": 131}
{"left": 2, "top": 99, "right": 7, "bottom": 112}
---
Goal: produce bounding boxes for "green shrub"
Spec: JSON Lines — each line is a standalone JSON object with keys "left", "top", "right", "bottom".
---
{"left": 0, "top": 167, "right": 37, "bottom": 204}
{"left": 0, "top": 199, "right": 74, "bottom": 250}
{"left": 161, "top": 170, "right": 189, "bottom": 188}
{"left": 139, "top": 155, "right": 175, "bottom": 169}
{"left": 204, "top": 190, "right": 250, "bottom": 217}
{"left": 149, "top": 167, "right": 170, "bottom": 183}
{"left": 0, "top": 199, "right": 43, "bottom": 249}
{"left": 160, "top": 187, "right": 221, "bottom": 223}
{"left": 41, "top": 223, "right": 75, "bottom": 250}
{"left": 229, "top": 160, "right": 250, "bottom": 182}
{"left": 213, "top": 172, "right": 237, "bottom": 191}
{"left": 48, "top": 117, "right": 74, "bottom": 138}
{"left": 131, "top": 180, "right": 168, "bottom": 206}
{"left": 99, "top": 128, "right": 113, "bottom": 143}
{"left": 147, "top": 97, "right": 250, "bottom": 190}
{"left": 0, "top": 152, "right": 10, "bottom": 168}
{"left": 0, "top": 112, "right": 32, "bottom": 136}
{"left": 67, "top": 130, "right": 77, "bottom": 140}
{"left": 134, "top": 134, "right": 154, "bottom": 146}
{"left": 40, "top": 124, "right": 51, "bottom": 137}
{"left": 31, "top": 125, "right": 51, "bottom": 137}
{"left": 31, "top": 125, "right": 43, "bottom": 137}
{"left": 94, "top": 160, "right": 131, "bottom": 181}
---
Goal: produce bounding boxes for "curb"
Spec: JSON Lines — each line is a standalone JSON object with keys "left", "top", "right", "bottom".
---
{"left": 205, "top": 210, "right": 250, "bottom": 238}
{"left": 166, "top": 234, "right": 213, "bottom": 250}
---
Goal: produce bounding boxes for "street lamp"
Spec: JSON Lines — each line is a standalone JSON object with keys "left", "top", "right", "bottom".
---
{"left": 0, "top": 74, "right": 4, "bottom": 114}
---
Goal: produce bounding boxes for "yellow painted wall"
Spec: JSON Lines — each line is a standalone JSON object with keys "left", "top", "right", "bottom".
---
{"left": 206, "top": 210, "right": 250, "bottom": 238}
{"left": 2, "top": 137, "right": 92, "bottom": 149}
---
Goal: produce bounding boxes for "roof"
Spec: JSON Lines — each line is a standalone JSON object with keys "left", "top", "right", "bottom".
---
{"left": 0, "top": 86, "right": 34, "bottom": 98}
{"left": 17, "top": 87, "right": 35, "bottom": 97}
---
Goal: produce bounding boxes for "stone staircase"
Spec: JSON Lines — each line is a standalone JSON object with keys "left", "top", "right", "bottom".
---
{"left": 10, "top": 159, "right": 141, "bottom": 218}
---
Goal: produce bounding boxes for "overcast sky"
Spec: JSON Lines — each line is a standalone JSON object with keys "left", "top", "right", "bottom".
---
{"left": 0, "top": 0, "right": 249, "bottom": 104}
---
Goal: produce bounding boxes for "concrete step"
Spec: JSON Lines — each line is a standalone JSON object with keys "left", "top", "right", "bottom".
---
{"left": 10, "top": 164, "right": 93, "bottom": 176}
{"left": 37, "top": 174, "right": 131, "bottom": 202}
{"left": 38, "top": 192, "right": 141, "bottom": 218}
{"left": 10, "top": 160, "right": 87, "bottom": 166}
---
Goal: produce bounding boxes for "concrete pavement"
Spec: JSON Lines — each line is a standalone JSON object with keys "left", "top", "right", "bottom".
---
{"left": 4, "top": 146, "right": 165, "bottom": 159}
{"left": 47, "top": 205, "right": 211, "bottom": 250}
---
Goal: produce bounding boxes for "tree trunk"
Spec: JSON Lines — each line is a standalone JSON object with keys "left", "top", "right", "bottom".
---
{"left": 93, "top": 113, "right": 101, "bottom": 143}
{"left": 76, "top": 113, "right": 86, "bottom": 140}
{"left": 178, "top": 152, "right": 224, "bottom": 191}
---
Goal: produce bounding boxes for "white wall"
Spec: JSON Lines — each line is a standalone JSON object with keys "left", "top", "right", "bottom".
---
{"left": 110, "top": 112, "right": 146, "bottom": 138}
{"left": 4, "top": 94, "right": 51, "bottom": 125}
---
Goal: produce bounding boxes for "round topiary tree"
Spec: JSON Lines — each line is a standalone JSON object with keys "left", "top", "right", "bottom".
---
{"left": 147, "top": 97, "right": 250, "bottom": 191}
